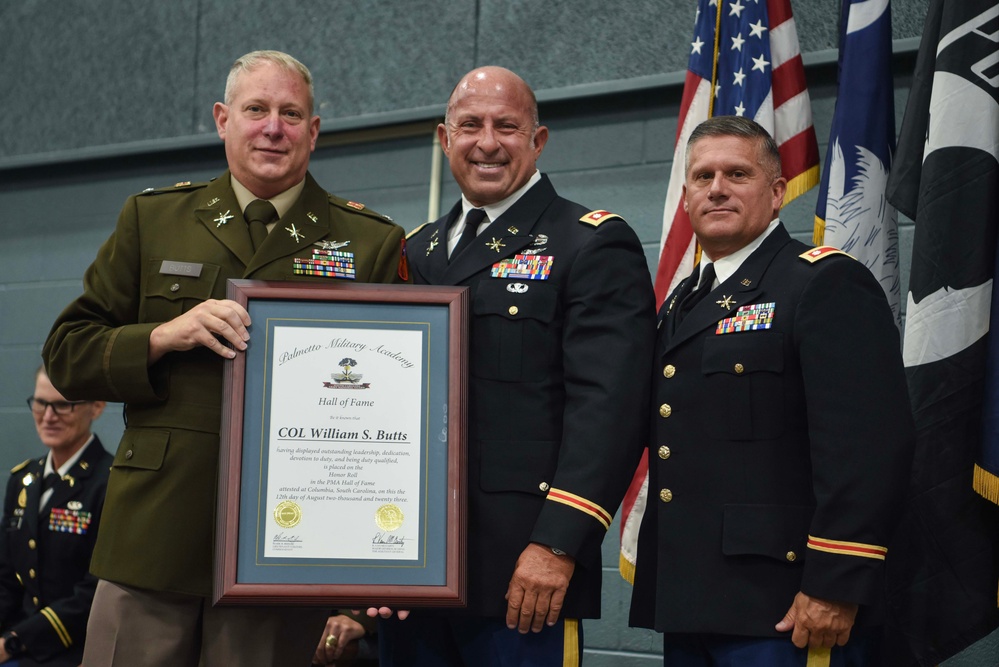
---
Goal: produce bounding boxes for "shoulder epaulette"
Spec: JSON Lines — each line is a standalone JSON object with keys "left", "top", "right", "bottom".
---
{"left": 406, "top": 222, "right": 431, "bottom": 240}
{"left": 138, "top": 180, "right": 210, "bottom": 196}
{"left": 10, "top": 459, "right": 30, "bottom": 474}
{"left": 579, "top": 210, "right": 623, "bottom": 227}
{"left": 328, "top": 194, "right": 395, "bottom": 225}
{"left": 799, "top": 246, "right": 853, "bottom": 263}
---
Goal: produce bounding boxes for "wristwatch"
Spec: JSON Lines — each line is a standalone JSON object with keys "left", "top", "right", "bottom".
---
{"left": 2, "top": 631, "right": 23, "bottom": 657}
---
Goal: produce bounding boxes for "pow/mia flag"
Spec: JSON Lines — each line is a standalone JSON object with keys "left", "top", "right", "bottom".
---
{"left": 885, "top": 0, "right": 999, "bottom": 664}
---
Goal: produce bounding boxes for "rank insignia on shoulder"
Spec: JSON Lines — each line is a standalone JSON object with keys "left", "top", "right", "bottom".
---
{"left": 140, "top": 181, "right": 206, "bottom": 195}
{"left": 406, "top": 222, "right": 430, "bottom": 239}
{"left": 800, "top": 246, "right": 853, "bottom": 263}
{"left": 346, "top": 201, "right": 365, "bottom": 210}
{"left": 579, "top": 210, "right": 623, "bottom": 226}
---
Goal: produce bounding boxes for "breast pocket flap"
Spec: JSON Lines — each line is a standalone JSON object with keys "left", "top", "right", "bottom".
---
{"left": 113, "top": 429, "right": 170, "bottom": 471}
{"left": 703, "top": 331, "right": 784, "bottom": 375}
{"left": 144, "top": 261, "right": 221, "bottom": 302}
{"left": 473, "top": 281, "right": 557, "bottom": 323}
{"left": 722, "top": 503, "right": 811, "bottom": 564}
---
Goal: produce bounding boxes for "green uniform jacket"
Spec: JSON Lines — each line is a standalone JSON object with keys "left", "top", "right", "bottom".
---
{"left": 42, "top": 171, "right": 406, "bottom": 596}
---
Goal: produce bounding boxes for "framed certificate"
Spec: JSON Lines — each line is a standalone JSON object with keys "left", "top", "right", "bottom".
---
{"left": 214, "top": 280, "right": 468, "bottom": 607}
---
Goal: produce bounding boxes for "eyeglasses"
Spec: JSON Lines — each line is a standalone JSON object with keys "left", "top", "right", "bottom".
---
{"left": 26, "top": 396, "right": 90, "bottom": 416}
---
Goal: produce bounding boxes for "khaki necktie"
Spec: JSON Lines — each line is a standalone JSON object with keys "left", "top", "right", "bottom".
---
{"left": 244, "top": 199, "right": 278, "bottom": 251}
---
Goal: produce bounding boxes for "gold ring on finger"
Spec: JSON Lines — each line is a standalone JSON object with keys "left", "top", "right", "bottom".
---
{"left": 325, "top": 634, "right": 338, "bottom": 648}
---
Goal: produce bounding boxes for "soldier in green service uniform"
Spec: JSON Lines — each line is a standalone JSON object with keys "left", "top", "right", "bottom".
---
{"left": 42, "top": 50, "right": 406, "bottom": 667}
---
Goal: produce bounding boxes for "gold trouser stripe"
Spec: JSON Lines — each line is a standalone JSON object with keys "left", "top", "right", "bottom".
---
{"left": 40, "top": 606, "right": 72, "bottom": 648}
{"left": 562, "top": 618, "right": 580, "bottom": 667}
{"left": 806, "top": 646, "right": 831, "bottom": 667}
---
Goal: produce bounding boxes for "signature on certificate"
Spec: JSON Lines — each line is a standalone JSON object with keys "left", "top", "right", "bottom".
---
{"left": 273, "top": 532, "right": 303, "bottom": 544}
{"left": 372, "top": 532, "right": 408, "bottom": 545}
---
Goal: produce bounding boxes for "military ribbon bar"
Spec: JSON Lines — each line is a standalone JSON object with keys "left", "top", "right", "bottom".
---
{"left": 293, "top": 250, "right": 356, "bottom": 280}
{"left": 491, "top": 254, "right": 554, "bottom": 280}
{"left": 716, "top": 302, "right": 776, "bottom": 335}
{"left": 48, "top": 508, "right": 93, "bottom": 535}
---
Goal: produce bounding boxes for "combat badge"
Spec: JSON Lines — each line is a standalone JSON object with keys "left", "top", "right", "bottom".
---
{"left": 521, "top": 233, "right": 549, "bottom": 255}
{"left": 315, "top": 239, "right": 350, "bottom": 251}
{"left": 716, "top": 302, "right": 776, "bottom": 334}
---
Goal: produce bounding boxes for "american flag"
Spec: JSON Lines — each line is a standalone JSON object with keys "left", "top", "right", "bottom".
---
{"left": 621, "top": 0, "right": 820, "bottom": 583}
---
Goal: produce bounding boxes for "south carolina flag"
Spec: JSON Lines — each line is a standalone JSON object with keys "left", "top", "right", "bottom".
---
{"left": 621, "top": 0, "right": 819, "bottom": 583}
{"left": 814, "top": 0, "right": 901, "bottom": 328}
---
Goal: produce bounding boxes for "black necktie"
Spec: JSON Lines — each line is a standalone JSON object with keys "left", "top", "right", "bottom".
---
{"left": 677, "top": 263, "right": 717, "bottom": 322}
{"left": 244, "top": 199, "right": 279, "bottom": 251}
{"left": 450, "top": 208, "right": 487, "bottom": 261}
{"left": 41, "top": 472, "right": 60, "bottom": 493}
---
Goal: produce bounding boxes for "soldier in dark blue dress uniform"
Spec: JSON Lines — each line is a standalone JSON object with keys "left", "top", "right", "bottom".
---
{"left": 0, "top": 367, "right": 112, "bottom": 666}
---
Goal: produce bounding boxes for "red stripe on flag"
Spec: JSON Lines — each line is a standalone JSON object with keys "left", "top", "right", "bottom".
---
{"left": 654, "top": 209, "right": 695, "bottom": 304}
{"left": 772, "top": 56, "right": 807, "bottom": 108}
{"left": 779, "top": 129, "right": 820, "bottom": 180}
{"left": 767, "top": 0, "right": 792, "bottom": 29}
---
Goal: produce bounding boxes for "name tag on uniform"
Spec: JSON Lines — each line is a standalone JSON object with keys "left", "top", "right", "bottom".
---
{"left": 160, "top": 260, "right": 204, "bottom": 277}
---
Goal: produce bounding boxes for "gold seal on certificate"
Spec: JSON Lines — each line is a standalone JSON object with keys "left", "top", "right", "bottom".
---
{"left": 375, "top": 504, "right": 404, "bottom": 531}
{"left": 273, "top": 500, "right": 302, "bottom": 528}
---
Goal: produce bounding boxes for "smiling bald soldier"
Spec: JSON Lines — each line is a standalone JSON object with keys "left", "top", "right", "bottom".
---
{"left": 380, "top": 66, "right": 657, "bottom": 667}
